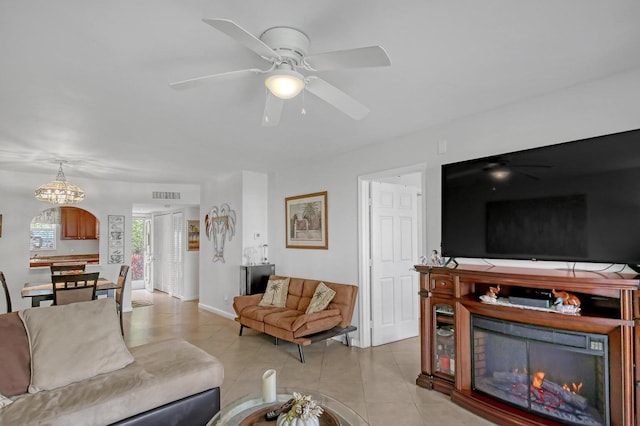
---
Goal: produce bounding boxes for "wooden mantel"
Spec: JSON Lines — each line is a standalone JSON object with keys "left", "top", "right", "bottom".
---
{"left": 415, "top": 264, "right": 640, "bottom": 426}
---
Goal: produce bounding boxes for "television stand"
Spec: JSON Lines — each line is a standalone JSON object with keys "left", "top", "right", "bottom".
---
{"left": 415, "top": 264, "right": 639, "bottom": 426}
{"left": 444, "top": 257, "right": 458, "bottom": 267}
{"left": 626, "top": 263, "right": 640, "bottom": 274}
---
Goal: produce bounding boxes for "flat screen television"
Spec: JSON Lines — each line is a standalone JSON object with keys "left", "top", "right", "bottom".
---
{"left": 441, "top": 128, "right": 640, "bottom": 266}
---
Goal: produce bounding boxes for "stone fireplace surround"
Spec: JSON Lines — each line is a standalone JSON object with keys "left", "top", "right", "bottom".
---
{"left": 415, "top": 264, "right": 639, "bottom": 426}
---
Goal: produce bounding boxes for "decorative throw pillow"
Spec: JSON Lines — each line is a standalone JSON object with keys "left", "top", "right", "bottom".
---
{"left": 258, "top": 277, "right": 290, "bottom": 307}
{"left": 19, "top": 298, "right": 134, "bottom": 393}
{"left": 0, "top": 312, "right": 31, "bottom": 396}
{"left": 0, "top": 392, "right": 13, "bottom": 408}
{"left": 306, "top": 282, "right": 336, "bottom": 314}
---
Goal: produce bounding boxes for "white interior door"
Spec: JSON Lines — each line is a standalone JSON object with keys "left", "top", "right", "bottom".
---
{"left": 152, "top": 212, "right": 184, "bottom": 298}
{"left": 371, "top": 181, "right": 420, "bottom": 346}
{"left": 171, "top": 212, "right": 184, "bottom": 298}
{"left": 153, "top": 213, "right": 171, "bottom": 293}
{"left": 143, "top": 218, "right": 153, "bottom": 292}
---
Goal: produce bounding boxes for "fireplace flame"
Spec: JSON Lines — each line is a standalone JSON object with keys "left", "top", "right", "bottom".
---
{"left": 492, "top": 368, "right": 594, "bottom": 423}
{"left": 531, "top": 370, "right": 584, "bottom": 396}
{"left": 562, "top": 382, "right": 583, "bottom": 394}
{"left": 532, "top": 371, "right": 545, "bottom": 389}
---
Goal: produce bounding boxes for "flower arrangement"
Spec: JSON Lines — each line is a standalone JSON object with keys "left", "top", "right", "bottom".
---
{"left": 278, "top": 392, "right": 324, "bottom": 425}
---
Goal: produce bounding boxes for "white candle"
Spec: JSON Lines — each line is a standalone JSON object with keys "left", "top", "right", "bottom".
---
{"left": 262, "top": 369, "right": 277, "bottom": 403}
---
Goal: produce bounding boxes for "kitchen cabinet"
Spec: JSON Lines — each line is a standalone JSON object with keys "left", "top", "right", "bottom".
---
{"left": 60, "top": 207, "right": 99, "bottom": 240}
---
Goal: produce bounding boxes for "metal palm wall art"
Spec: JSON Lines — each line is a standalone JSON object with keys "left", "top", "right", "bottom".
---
{"left": 205, "top": 203, "right": 236, "bottom": 263}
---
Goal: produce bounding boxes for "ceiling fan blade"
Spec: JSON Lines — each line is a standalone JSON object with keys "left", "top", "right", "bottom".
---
{"left": 304, "top": 46, "right": 391, "bottom": 71}
{"left": 305, "top": 76, "right": 369, "bottom": 120}
{"left": 202, "top": 18, "right": 281, "bottom": 61}
{"left": 262, "top": 92, "right": 284, "bottom": 127}
{"left": 514, "top": 170, "right": 541, "bottom": 180}
{"left": 446, "top": 169, "right": 483, "bottom": 180}
{"left": 512, "top": 164, "right": 553, "bottom": 168}
{"left": 169, "top": 68, "right": 263, "bottom": 90}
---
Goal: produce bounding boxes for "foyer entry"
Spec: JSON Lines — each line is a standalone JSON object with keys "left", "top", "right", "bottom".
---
{"left": 130, "top": 217, "right": 148, "bottom": 291}
{"left": 152, "top": 211, "right": 184, "bottom": 297}
{"left": 131, "top": 204, "right": 199, "bottom": 304}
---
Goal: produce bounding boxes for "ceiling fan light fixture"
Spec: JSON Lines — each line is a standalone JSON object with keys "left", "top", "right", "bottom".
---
{"left": 34, "top": 162, "right": 85, "bottom": 205}
{"left": 264, "top": 69, "right": 305, "bottom": 99}
{"left": 489, "top": 166, "right": 512, "bottom": 181}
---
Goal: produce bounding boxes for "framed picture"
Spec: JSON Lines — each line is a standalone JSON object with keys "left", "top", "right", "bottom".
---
{"left": 285, "top": 191, "right": 328, "bottom": 249}
{"left": 187, "top": 220, "right": 200, "bottom": 251}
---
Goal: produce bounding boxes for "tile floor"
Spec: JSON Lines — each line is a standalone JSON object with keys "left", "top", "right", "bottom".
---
{"left": 125, "top": 290, "right": 496, "bottom": 426}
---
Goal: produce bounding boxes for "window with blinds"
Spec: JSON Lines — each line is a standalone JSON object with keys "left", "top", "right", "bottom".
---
{"left": 31, "top": 223, "right": 57, "bottom": 250}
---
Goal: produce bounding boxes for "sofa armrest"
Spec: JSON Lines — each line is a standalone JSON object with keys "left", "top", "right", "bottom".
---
{"left": 233, "top": 294, "right": 264, "bottom": 316}
{"left": 291, "top": 308, "right": 341, "bottom": 331}
{"left": 111, "top": 388, "right": 220, "bottom": 426}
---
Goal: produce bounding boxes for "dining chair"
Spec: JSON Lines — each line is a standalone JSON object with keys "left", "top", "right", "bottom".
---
{"left": 0, "top": 271, "right": 12, "bottom": 313}
{"left": 50, "top": 262, "right": 87, "bottom": 275}
{"left": 51, "top": 272, "right": 99, "bottom": 306}
{"left": 115, "top": 265, "right": 130, "bottom": 336}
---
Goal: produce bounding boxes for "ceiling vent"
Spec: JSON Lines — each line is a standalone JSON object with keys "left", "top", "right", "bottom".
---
{"left": 152, "top": 191, "right": 181, "bottom": 200}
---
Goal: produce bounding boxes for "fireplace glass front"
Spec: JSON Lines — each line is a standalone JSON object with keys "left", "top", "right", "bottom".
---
{"left": 471, "top": 315, "right": 609, "bottom": 426}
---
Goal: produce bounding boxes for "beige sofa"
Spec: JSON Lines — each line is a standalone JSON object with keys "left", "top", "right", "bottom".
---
{"left": 0, "top": 298, "right": 224, "bottom": 426}
{"left": 233, "top": 275, "right": 358, "bottom": 362}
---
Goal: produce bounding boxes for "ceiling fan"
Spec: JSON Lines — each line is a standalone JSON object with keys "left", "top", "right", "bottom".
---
{"left": 448, "top": 157, "right": 553, "bottom": 182}
{"left": 169, "top": 19, "right": 391, "bottom": 126}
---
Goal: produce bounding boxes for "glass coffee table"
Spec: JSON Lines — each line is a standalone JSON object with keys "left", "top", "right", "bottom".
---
{"left": 209, "top": 388, "right": 368, "bottom": 425}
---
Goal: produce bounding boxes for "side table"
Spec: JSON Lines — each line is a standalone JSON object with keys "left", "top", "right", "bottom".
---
{"left": 209, "top": 388, "right": 368, "bottom": 425}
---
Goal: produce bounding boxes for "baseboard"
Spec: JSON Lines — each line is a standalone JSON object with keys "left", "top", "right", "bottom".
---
{"left": 198, "top": 303, "right": 235, "bottom": 320}
{"left": 180, "top": 294, "right": 198, "bottom": 302}
{"left": 349, "top": 338, "right": 362, "bottom": 348}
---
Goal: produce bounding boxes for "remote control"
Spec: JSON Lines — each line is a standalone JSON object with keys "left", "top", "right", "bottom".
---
{"left": 265, "top": 398, "right": 295, "bottom": 421}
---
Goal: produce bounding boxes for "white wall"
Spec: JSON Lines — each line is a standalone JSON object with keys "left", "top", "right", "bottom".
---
{"left": 0, "top": 170, "right": 199, "bottom": 312}
{"left": 198, "top": 171, "right": 269, "bottom": 317}
{"left": 32, "top": 229, "right": 99, "bottom": 256}
{"left": 198, "top": 173, "right": 243, "bottom": 318}
{"left": 268, "top": 172, "right": 358, "bottom": 283}
{"left": 265, "top": 68, "right": 640, "bottom": 340}
{"left": 242, "top": 171, "right": 269, "bottom": 265}
{"left": 4, "top": 68, "right": 639, "bottom": 332}
{"left": 416, "top": 67, "right": 640, "bottom": 264}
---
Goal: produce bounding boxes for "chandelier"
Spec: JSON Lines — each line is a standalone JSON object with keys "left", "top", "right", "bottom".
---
{"left": 34, "top": 162, "right": 85, "bottom": 204}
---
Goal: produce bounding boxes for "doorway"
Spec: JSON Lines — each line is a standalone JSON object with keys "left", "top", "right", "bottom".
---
{"left": 358, "top": 166, "right": 425, "bottom": 347}
{"left": 131, "top": 204, "right": 198, "bottom": 304}
{"left": 152, "top": 211, "right": 184, "bottom": 297}
{"left": 131, "top": 216, "right": 149, "bottom": 291}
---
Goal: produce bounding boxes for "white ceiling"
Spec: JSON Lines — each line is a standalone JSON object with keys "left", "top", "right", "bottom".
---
{"left": 1, "top": 1, "right": 639, "bottom": 184}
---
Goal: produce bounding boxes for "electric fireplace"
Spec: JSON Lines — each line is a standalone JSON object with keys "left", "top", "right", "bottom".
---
{"left": 416, "top": 265, "right": 639, "bottom": 425}
{"left": 471, "top": 315, "right": 609, "bottom": 426}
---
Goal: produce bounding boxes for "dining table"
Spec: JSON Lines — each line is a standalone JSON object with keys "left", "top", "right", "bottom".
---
{"left": 21, "top": 278, "right": 119, "bottom": 307}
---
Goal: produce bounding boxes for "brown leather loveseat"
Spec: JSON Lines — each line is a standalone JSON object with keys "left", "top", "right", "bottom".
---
{"left": 233, "top": 275, "right": 358, "bottom": 362}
